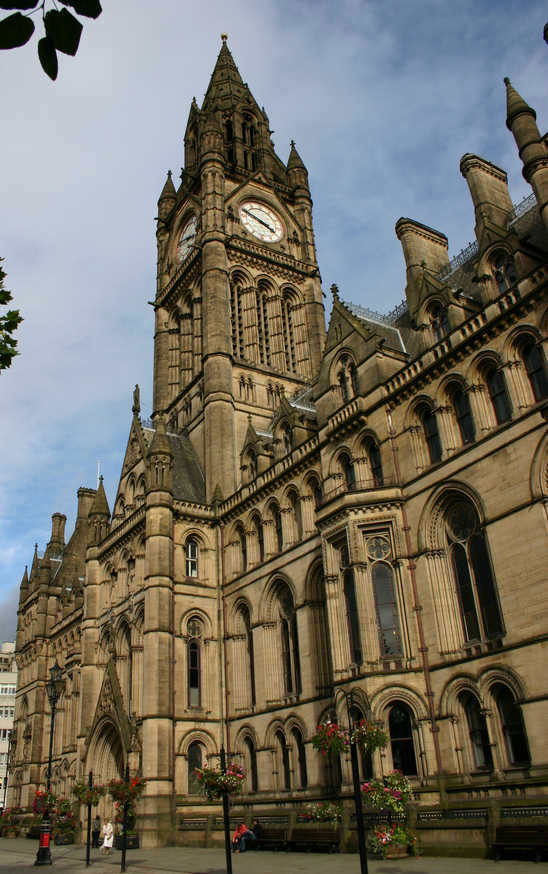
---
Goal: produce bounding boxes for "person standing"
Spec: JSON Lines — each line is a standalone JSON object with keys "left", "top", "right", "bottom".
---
{"left": 101, "top": 819, "right": 114, "bottom": 855}
{"left": 91, "top": 814, "right": 101, "bottom": 848}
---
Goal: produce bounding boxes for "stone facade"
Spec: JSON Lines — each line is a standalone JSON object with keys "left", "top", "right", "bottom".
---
{"left": 10, "top": 40, "right": 548, "bottom": 847}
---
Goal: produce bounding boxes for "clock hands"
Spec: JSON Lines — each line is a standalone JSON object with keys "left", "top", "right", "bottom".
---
{"left": 242, "top": 207, "right": 276, "bottom": 234}
{"left": 178, "top": 232, "right": 195, "bottom": 245}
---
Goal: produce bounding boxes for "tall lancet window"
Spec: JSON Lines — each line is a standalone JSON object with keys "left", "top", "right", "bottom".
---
{"left": 282, "top": 293, "right": 297, "bottom": 373}
{"left": 230, "top": 281, "right": 245, "bottom": 358}
{"left": 256, "top": 287, "right": 271, "bottom": 365}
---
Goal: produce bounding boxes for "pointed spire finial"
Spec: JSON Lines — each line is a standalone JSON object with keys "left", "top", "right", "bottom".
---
{"left": 290, "top": 139, "right": 295, "bottom": 148}
{"left": 331, "top": 283, "right": 340, "bottom": 301}
{"left": 504, "top": 76, "right": 536, "bottom": 129}
{"left": 132, "top": 384, "right": 140, "bottom": 416}
{"left": 221, "top": 32, "right": 228, "bottom": 42}
{"left": 34, "top": 543, "right": 38, "bottom": 556}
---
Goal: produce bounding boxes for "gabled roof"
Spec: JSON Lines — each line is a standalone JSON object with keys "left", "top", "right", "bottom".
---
{"left": 142, "top": 427, "right": 205, "bottom": 504}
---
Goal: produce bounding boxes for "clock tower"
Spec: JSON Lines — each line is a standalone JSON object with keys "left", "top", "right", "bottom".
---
{"left": 153, "top": 36, "right": 326, "bottom": 501}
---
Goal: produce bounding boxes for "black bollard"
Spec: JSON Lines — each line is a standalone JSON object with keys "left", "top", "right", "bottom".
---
{"left": 121, "top": 764, "right": 129, "bottom": 874}
{"left": 85, "top": 771, "right": 92, "bottom": 867}
{"left": 220, "top": 748, "right": 232, "bottom": 874}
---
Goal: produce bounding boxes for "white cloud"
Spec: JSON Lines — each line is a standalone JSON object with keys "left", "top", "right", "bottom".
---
{"left": 0, "top": 0, "right": 546, "bottom": 626}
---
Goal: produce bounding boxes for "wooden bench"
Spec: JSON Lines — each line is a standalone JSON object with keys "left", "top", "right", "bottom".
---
{"left": 491, "top": 825, "right": 548, "bottom": 862}
{"left": 289, "top": 826, "right": 340, "bottom": 853}
{"left": 255, "top": 827, "right": 288, "bottom": 851}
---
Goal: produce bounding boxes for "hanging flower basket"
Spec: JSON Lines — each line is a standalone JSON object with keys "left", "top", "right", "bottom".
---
{"left": 107, "top": 775, "right": 146, "bottom": 805}
{"left": 366, "top": 823, "right": 419, "bottom": 859}
{"left": 361, "top": 771, "right": 412, "bottom": 815}
{"left": 350, "top": 719, "right": 388, "bottom": 753}
{"left": 194, "top": 763, "right": 245, "bottom": 801}
{"left": 72, "top": 781, "right": 106, "bottom": 807}
{"left": 33, "top": 790, "right": 57, "bottom": 816}
{"left": 311, "top": 722, "right": 350, "bottom": 756}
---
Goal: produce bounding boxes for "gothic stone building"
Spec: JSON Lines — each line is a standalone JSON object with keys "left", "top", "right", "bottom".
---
{"left": 10, "top": 41, "right": 548, "bottom": 847}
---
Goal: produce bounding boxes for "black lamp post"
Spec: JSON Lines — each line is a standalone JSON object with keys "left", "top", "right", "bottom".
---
{"left": 2, "top": 728, "right": 15, "bottom": 812}
{"left": 219, "top": 747, "right": 233, "bottom": 874}
{"left": 35, "top": 661, "right": 65, "bottom": 867}
{"left": 332, "top": 688, "right": 369, "bottom": 874}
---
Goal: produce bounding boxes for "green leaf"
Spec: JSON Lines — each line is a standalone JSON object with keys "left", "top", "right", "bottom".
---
{"left": 38, "top": 35, "right": 57, "bottom": 80}
{"left": 0, "top": 11, "right": 34, "bottom": 49}
{"left": 59, "top": 0, "right": 102, "bottom": 19}
{"left": 0, "top": 1, "right": 38, "bottom": 10}
{"left": 44, "top": 8, "right": 82, "bottom": 56}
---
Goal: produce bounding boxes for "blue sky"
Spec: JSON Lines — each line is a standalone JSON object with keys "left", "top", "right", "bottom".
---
{"left": 0, "top": 0, "right": 547, "bottom": 640}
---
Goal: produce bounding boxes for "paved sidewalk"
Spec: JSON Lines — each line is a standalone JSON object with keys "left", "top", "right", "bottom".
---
{"left": 1, "top": 838, "right": 548, "bottom": 874}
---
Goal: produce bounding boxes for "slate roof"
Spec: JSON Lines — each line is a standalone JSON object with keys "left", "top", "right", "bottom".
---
{"left": 142, "top": 427, "right": 206, "bottom": 503}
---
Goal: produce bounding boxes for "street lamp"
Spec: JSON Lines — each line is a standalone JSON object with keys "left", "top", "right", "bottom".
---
{"left": 35, "top": 661, "right": 65, "bottom": 867}
{"left": 332, "top": 688, "right": 369, "bottom": 874}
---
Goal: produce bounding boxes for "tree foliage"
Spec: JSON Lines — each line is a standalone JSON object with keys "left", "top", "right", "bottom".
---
{"left": 0, "top": 0, "right": 101, "bottom": 80}
{"left": 0, "top": 259, "right": 23, "bottom": 372}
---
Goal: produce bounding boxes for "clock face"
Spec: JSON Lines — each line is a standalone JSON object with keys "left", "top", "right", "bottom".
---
{"left": 239, "top": 200, "right": 283, "bottom": 242}
{"left": 176, "top": 215, "right": 197, "bottom": 263}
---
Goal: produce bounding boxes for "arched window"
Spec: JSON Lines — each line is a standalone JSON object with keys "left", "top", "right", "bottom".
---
{"left": 389, "top": 702, "right": 417, "bottom": 775}
{"left": 237, "top": 524, "right": 247, "bottom": 572}
{"left": 291, "top": 727, "right": 308, "bottom": 788}
{"left": 281, "top": 424, "right": 293, "bottom": 454}
{"left": 492, "top": 252, "right": 517, "bottom": 293}
{"left": 484, "top": 364, "right": 512, "bottom": 424}
{"left": 244, "top": 736, "right": 258, "bottom": 791}
{"left": 445, "top": 500, "right": 503, "bottom": 644}
{"left": 337, "top": 538, "right": 362, "bottom": 665}
{"left": 429, "top": 303, "right": 450, "bottom": 342}
{"left": 337, "top": 356, "right": 358, "bottom": 403}
{"left": 364, "top": 436, "right": 384, "bottom": 486}
{"left": 187, "top": 617, "right": 203, "bottom": 708}
{"left": 230, "top": 281, "right": 245, "bottom": 358}
{"left": 255, "top": 287, "right": 271, "bottom": 365}
{"left": 449, "top": 384, "right": 476, "bottom": 445}
{"left": 187, "top": 741, "right": 203, "bottom": 793}
{"left": 253, "top": 515, "right": 264, "bottom": 563}
{"left": 459, "top": 692, "right": 492, "bottom": 770}
{"left": 417, "top": 403, "right": 442, "bottom": 463}
{"left": 281, "top": 294, "right": 297, "bottom": 373}
{"left": 338, "top": 369, "right": 349, "bottom": 403}
{"left": 518, "top": 337, "right": 548, "bottom": 402}
{"left": 240, "top": 604, "right": 256, "bottom": 707}
{"left": 276, "top": 729, "right": 291, "bottom": 790}
{"left": 309, "top": 476, "right": 323, "bottom": 509}
{"left": 277, "top": 584, "right": 301, "bottom": 695}
{"left": 272, "top": 503, "right": 283, "bottom": 552}
{"left": 248, "top": 450, "right": 257, "bottom": 481}
{"left": 372, "top": 562, "right": 402, "bottom": 658}
{"left": 289, "top": 491, "right": 303, "bottom": 541}
{"left": 185, "top": 537, "right": 198, "bottom": 578}
{"left": 492, "top": 684, "right": 530, "bottom": 766}
{"left": 340, "top": 452, "right": 356, "bottom": 489}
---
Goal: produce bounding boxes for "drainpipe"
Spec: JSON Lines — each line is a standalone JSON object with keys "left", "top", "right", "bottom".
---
{"left": 386, "top": 410, "right": 442, "bottom": 774}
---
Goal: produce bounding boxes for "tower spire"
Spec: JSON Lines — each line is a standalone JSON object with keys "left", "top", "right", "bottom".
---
{"left": 504, "top": 77, "right": 548, "bottom": 233}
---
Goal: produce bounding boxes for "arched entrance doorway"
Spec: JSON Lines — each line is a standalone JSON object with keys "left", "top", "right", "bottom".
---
{"left": 86, "top": 719, "right": 125, "bottom": 820}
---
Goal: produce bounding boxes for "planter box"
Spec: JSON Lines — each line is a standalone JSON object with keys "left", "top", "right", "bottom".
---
{"left": 54, "top": 833, "right": 75, "bottom": 845}
{"left": 114, "top": 833, "right": 139, "bottom": 850}
{"left": 385, "top": 845, "right": 409, "bottom": 859}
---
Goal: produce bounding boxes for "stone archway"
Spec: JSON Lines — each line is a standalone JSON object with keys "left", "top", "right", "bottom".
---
{"left": 86, "top": 719, "right": 125, "bottom": 820}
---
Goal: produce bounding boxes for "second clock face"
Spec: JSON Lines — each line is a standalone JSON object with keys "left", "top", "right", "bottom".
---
{"left": 176, "top": 215, "right": 197, "bottom": 263}
{"left": 239, "top": 201, "right": 283, "bottom": 242}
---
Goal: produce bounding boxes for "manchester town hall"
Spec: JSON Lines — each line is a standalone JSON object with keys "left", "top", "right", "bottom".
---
{"left": 9, "top": 39, "right": 548, "bottom": 847}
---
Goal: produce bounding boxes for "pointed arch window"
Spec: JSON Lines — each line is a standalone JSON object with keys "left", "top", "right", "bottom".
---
{"left": 492, "top": 684, "right": 530, "bottom": 766}
{"left": 188, "top": 741, "right": 203, "bottom": 793}
{"left": 459, "top": 692, "right": 492, "bottom": 770}
{"left": 484, "top": 365, "right": 512, "bottom": 424}
{"left": 277, "top": 584, "right": 301, "bottom": 695}
{"left": 230, "top": 282, "right": 245, "bottom": 358}
{"left": 445, "top": 500, "right": 504, "bottom": 644}
{"left": 272, "top": 503, "right": 283, "bottom": 552}
{"left": 256, "top": 288, "right": 271, "bottom": 365}
{"left": 449, "top": 384, "right": 476, "bottom": 445}
{"left": 309, "top": 476, "right": 323, "bottom": 509}
{"left": 518, "top": 337, "right": 548, "bottom": 402}
{"left": 240, "top": 605, "right": 256, "bottom": 707}
{"left": 429, "top": 303, "right": 450, "bottom": 342}
{"left": 389, "top": 702, "right": 417, "bottom": 775}
{"left": 244, "top": 736, "right": 258, "bottom": 791}
{"left": 254, "top": 515, "right": 264, "bottom": 563}
{"left": 340, "top": 452, "right": 356, "bottom": 490}
{"left": 187, "top": 617, "right": 203, "bottom": 708}
{"left": 364, "top": 436, "right": 384, "bottom": 486}
{"left": 237, "top": 524, "right": 247, "bottom": 573}
{"left": 281, "top": 424, "right": 293, "bottom": 454}
{"left": 291, "top": 727, "right": 308, "bottom": 788}
{"left": 282, "top": 294, "right": 297, "bottom": 373}
{"left": 337, "top": 539, "right": 362, "bottom": 665}
{"left": 492, "top": 252, "right": 517, "bottom": 293}
{"left": 417, "top": 403, "right": 442, "bottom": 463}
{"left": 185, "top": 537, "right": 199, "bottom": 578}
{"left": 289, "top": 491, "right": 303, "bottom": 541}
{"left": 275, "top": 729, "right": 291, "bottom": 790}
{"left": 372, "top": 561, "right": 402, "bottom": 658}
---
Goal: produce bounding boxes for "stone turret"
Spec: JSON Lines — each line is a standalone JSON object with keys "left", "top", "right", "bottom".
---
{"left": 460, "top": 153, "right": 513, "bottom": 245}
{"left": 505, "top": 77, "right": 548, "bottom": 233}
{"left": 395, "top": 217, "right": 450, "bottom": 317}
